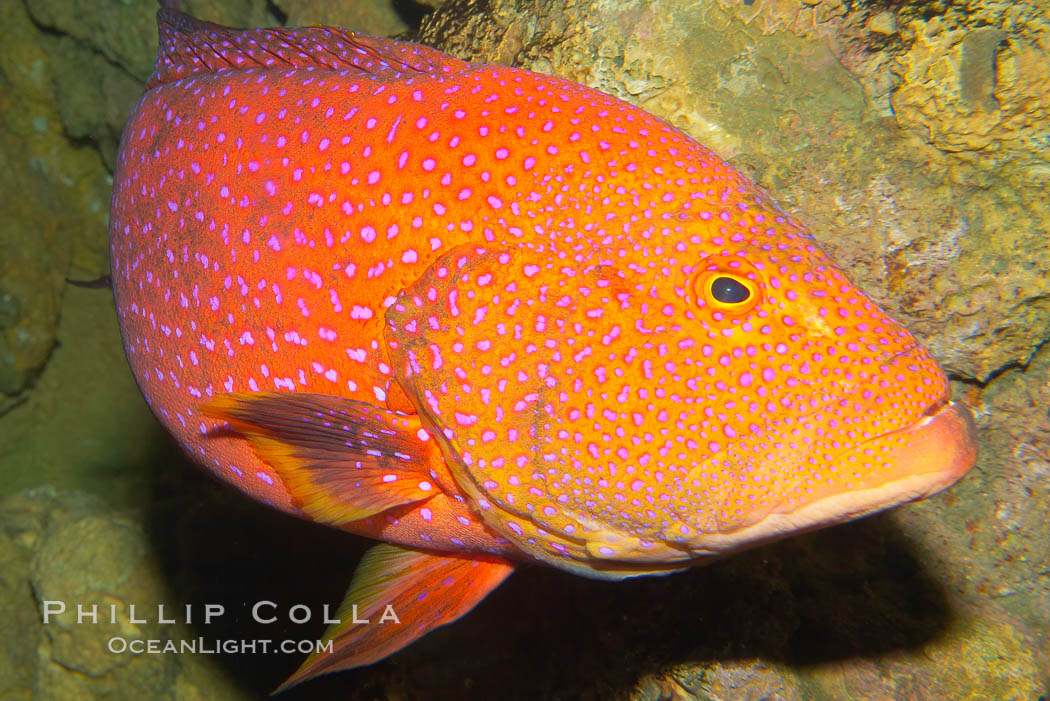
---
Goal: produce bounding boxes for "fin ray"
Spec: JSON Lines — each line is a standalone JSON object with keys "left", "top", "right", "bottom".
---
{"left": 276, "top": 544, "right": 514, "bottom": 691}
{"left": 202, "top": 392, "right": 437, "bottom": 526}
{"left": 150, "top": 8, "right": 469, "bottom": 90}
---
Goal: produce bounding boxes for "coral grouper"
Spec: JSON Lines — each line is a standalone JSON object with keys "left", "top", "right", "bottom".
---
{"left": 108, "top": 5, "right": 977, "bottom": 689}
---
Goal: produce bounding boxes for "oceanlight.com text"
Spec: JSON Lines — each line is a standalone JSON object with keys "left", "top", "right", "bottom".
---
{"left": 107, "top": 637, "right": 335, "bottom": 656}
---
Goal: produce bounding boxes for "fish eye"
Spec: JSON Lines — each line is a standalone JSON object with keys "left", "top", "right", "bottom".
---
{"left": 694, "top": 270, "right": 762, "bottom": 315}
{"left": 711, "top": 276, "right": 750, "bottom": 304}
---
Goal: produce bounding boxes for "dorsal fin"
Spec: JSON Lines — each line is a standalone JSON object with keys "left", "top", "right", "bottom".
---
{"left": 149, "top": 7, "right": 470, "bottom": 90}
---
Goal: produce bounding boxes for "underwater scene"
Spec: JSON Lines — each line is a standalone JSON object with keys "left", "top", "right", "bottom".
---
{"left": 0, "top": 0, "right": 1047, "bottom": 698}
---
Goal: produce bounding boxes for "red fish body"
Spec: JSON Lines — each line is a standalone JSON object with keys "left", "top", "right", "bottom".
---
{"left": 109, "top": 8, "right": 976, "bottom": 687}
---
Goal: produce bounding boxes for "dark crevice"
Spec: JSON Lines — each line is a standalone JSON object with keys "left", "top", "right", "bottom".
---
{"left": 18, "top": 2, "right": 147, "bottom": 175}
{"left": 0, "top": 394, "right": 29, "bottom": 420}
{"left": 64, "top": 132, "right": 105, "bottom": 154}
{"left": 48, "top": 126, "right": 117, "bottom": 178}
{"left": 950, "top": 337, "right": 1049, "bottom": 389}
{"left": 20, "top": 3, "right": 146, "bottom": 84}
{"left": 19, "top": 2, "right": 67, "bottom": 39}
{"left": 265, "top": 0, "right": 288, "bottom": 26}
{"left": 391, "top": 0, "right": 435, "bottom": 31}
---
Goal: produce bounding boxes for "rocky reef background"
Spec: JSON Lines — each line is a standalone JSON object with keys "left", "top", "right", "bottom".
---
{"left": 0, "top": 0, "right": 1046, "bottom": 698}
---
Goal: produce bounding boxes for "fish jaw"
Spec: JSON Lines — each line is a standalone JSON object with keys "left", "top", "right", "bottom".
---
{"left": 476, "top": 395, "right": 977, "bottom": 578}
{"left": 516, "top": 394, "right": 977, "bottom": 577}
{"left": 676, "top": 398, "right": 976, "bottom": 557}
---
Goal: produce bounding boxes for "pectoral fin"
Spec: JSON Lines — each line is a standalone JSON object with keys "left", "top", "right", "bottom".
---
{"left": 275, "top": 543, "right": 514, "bottom": 691}
{"left": 202, "top": 392, "right": 439, "bottom": 526}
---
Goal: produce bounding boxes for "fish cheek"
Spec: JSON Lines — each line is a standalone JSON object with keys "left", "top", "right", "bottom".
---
{"left": 383, "top": 245, "right": 598, "bottom": 558}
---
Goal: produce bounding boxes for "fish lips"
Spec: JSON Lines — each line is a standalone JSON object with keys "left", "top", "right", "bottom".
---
{"left": 683, "top": 399, "right": 977, "bottom": 557}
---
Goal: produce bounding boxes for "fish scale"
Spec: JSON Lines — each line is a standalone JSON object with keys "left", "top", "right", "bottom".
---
{"left": 109, "top": 6, "right": 976, "bottom": 688}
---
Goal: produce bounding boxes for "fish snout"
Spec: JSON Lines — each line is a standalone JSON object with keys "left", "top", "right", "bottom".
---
{"left": 674, "top": 398, "right": 976, "bottom": 558}
{"left": 662, "top": 337, "right": 976, "bottom": 559}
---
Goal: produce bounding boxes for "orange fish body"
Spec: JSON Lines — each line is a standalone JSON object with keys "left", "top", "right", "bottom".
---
{"left": 109, "top": 7, "right": 976, "bottom": 687}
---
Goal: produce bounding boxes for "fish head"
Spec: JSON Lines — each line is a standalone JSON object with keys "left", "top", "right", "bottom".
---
{"left": 384, "top": 116, "right": 976, "bottom": 580}
{"left": 655, "top": 198, "right": 976, "bottom": 556}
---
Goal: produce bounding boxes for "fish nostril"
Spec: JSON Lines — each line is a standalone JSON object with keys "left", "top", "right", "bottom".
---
{"left": 879, "top": 343, "right": 920, "bottom": 366}
{"left": 922, "top": 395, "right": 951, "bottom": 417}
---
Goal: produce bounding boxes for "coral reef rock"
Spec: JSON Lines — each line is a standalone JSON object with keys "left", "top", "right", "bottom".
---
{"left": 0, "top": 0, "right": 272, "bottom": 409}
{"left": 0, "top": 487, "right": 247, "bottom": 700}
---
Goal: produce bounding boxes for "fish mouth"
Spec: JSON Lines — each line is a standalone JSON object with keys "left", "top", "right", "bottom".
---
{"left": 684, "top": 398, "right": 977, "bottom": 556}
{"left": 859, "top": 389, "right": 952, "bottom": 445}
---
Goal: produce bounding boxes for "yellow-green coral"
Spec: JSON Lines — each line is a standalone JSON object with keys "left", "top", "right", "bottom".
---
{"left": 891, "top": 4, "right": 1050, "bottom": 169}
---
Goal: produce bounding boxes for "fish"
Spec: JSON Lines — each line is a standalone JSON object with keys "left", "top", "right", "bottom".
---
{"left": 108, "top": 5, "right": 977, "bottom": 689}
